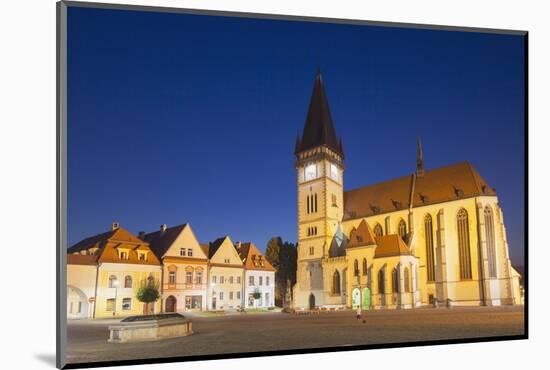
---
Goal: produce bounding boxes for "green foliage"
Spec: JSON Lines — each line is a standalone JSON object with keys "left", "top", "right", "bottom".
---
{"left": 265, "top": 237, "right": 297, "bottom": 306}
{"left": 252, "top": 288, "right": 262, "bottom": 300}
{"left": 136, "top": 277, "right": 161, "bottom": 304}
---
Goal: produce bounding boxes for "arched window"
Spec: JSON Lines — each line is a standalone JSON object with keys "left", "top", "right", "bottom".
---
{"left": 374, "top": 223, "right": 383, "bottom": 237}
{"left": 404, "top": 267, "right": 410, "bottom": 293}
{"left": 124, "top": 275, "right": 132, "bottom": 288}
{"left": 314, "top": 193, "right": 318, "bottom": 213}
{"left": 332, "top": 270, "right": 341, "bottom": 294}
{"left": 378, "top": 269, "right": 385, "bottom": 294}
{"left": 484, "top": 206, "right": 497, "bottom": 278}
{"left": 353, "top": 259, "right": 359, "bottom": 276}
{"left": 398, "top": 219, "right": 407, "bottom": 239}
{"left": 424, "top": 214, "right": 435, "bottom": 282}
{"left": 307, "top": 195, "right": 310, "bottom": 214}
{"left": 457, "top": 208, "right": 473, "bottom": 279}
{"left": 362, "top": 258, "right": 368, "bottom": 275}
{"left": 108, "top": 275, "right": 118, "bottom": 288}
{"left": 392, "top": 268, "right": 399, "bottom": 293}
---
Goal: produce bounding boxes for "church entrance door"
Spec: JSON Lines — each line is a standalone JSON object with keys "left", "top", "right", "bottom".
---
{"left": 362, "top": 288, "right": 371, "bottom": 310}
{"left": 309, "top": 293, "right": 315, "bottom": 309}
{"left": 352, "top": 288, "right": 360, "bottom": 309}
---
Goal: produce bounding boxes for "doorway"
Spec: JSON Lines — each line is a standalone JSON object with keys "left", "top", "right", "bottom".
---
{"left": 165, "top": 295, "right": 177, "bottom": 312}
{"left": 309, "top": 293, "right": 315, "bottom": 309}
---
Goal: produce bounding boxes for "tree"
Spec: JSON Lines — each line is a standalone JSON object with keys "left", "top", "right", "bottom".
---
{"left": 136, "top": 276, "right": 161, "bottom": 314}
{"left": 265, "top": 237, "right": 297, "bottom": 307}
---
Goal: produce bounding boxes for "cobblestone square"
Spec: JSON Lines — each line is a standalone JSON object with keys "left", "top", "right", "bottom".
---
{"left": 66, "top": 306, "right": 525, "bottom": 365}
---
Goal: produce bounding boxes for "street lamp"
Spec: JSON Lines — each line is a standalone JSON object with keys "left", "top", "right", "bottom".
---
{"left": 113, "top": 279, "right": 119, "bottom": 317}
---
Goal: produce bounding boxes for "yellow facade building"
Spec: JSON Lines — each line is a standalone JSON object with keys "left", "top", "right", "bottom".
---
{"left": 67, "top": 223, "right": 162, "bottom": 319}
{"left": 293, "top": 71, "right": 522, "bottom": 310}
{"left": 204, "top": 236, "right": 245, "bottom": 310}
{"left": 141, "top": 223, "right": 209, "bottom": 312}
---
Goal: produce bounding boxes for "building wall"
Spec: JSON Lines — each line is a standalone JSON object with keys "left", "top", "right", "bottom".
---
{"left": 94, "top": 263, "right": 162, "bottom": 318}
{"left": 244, "top": 270, "right": 275, "bottom": 308}
{"left": 160, "top": 225, "right": 209, "bottom": 312}
{"left": 67, "top": 264, "right": 97, "bottom": 319}
{"left": 207, "top": 266, "right": 244, "bottom": 310}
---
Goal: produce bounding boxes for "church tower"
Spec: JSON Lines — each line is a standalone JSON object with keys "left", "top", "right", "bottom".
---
{"left": 294, "top": 70, "right": 345, "bottom": 308}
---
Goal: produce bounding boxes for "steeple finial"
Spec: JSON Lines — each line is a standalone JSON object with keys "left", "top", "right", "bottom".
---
{"left": 416, "top": 136, "right": 424, "bottom": 177}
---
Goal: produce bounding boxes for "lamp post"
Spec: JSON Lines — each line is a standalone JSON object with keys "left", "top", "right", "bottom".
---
{"left": 113, "top": 279, "right": 119, "bottom": 317}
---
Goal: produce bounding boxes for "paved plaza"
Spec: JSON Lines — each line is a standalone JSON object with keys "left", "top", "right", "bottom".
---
{"left": 66, "top": 306, "right": 525, "bottom": 365}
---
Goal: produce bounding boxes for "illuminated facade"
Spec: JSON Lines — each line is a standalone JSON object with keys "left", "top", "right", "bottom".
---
{"left": 293, "top": 71, "right": 522, "bottom": 310}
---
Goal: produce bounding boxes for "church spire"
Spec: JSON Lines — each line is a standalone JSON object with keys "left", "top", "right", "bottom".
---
{"left": 295, "top": 69, "right": 343, "bottom": 158}
{"left": 416, "top": 136, "right": 424, "bottom": 177}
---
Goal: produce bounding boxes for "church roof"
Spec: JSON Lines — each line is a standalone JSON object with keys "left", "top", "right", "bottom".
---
{"left": 140, "top": 224, "right": 188, "bottom": 259}
{"left": 374, "top": 235, "right": 412, "bottom": 258}
{"left": 295, "top": 70, "right": 343, "bottom": 157}
{"left": 236, "top": 242, "right": 276, "bottom": 271}
{"left": 343, "top": 161, "right": 496, "bottom": 220}
{"left": 347, "top": 220, "right": 377, "bottom": 248}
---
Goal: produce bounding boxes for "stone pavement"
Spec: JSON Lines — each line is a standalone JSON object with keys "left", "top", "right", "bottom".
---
{"left": 65, "top": 306, "right": 525, "bottom": 365}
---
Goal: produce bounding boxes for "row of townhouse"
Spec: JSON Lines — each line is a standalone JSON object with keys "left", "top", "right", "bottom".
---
{"left": 67, "top": 222, "right": 276, "bottom": 319}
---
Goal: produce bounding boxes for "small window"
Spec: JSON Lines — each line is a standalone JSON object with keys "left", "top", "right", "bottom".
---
{"left": 108, "top": 275, "right": 118, "bottom": 288}
{"left": 212, "top": 276, "right": 217, "bottom": 284}
{"left": 138, "top": 252, "right": 146, "bottom": 261}
{"left": 266, "top": 276, "right": 270, "bottom": 286}
{"left": 187, "top": 248, "right": 193, "bottom": 257}
{"left": 196, "top": 271, "right": 203, "bottom": 284}
{"left": 237, "top": 291, "right": 241, "bottom": 299}
{"left": 259, "top": 276, "right": 263, "bottom": 286}
{"left": 249, "top": 276, "right": 254, "bottom": 286}
{"left": 180, "top": 248, "right": 186, "bottom": 257}
{"left": 169, "top": 271, "right": 176, "bottom": 285}
{"left": 374, "top": 224, "right": 383, "bottom": 237}
{"left": 119, "top": 251, "right": 128, "bottom": 260}
{"left": 186, "top": 271, "right": 193, "bottom": 284}
{"left": 362, "top": 259, "right": 368, "bottom": 276}
{"left": 219, "top": 292, "right": 224, "bottom": 300}
{"left": 124, "top": 275, "right": 133, "bottom": 288}
{"left": 229, "top": 291, "right": 234, "bottom": 300}
{"left": 354, "top": 260, "right": 359, "bottom": 276}
{"left": 106, "top": 298, "right": 115, "bottom": 311}
{"left": 237, "top": 276, "right": 241, "bottom": 284}
{"left": 77, "top": 301, "right": 82, "bottom": 313}
{"left": 331, "top": 193, "right": 337, "bottom": 207}
{"left": 220, "top": 276, "right": 225, "bottom": 284}
{"left": 122, "top": 298, "right": 132, "bottom": 311}
{"left": 229, "top": 276, "right": 234, "bottom": 284}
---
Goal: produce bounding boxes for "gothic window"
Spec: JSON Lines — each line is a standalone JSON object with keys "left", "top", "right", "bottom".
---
{"left": 424, "top": 214, "right": 435, "bottom": 282}
{"left": 484, "top": 206, "right": 497, "bottom": 278}
{"left": 392, "top": 268, "right": 399, "bottom": 293}
{"left": 374, "top": 223, "right": 383, "bottom": 237}
{"left": 124, "top": 275, "right": 132, "bottom": 288}
{"left": 457, "top": 208, "right": 473, "bottom": 279}
{"left": 354, "top": 259, "right": 359, "bottom": 276}
{"left": 362, "top": 258, "right": 367, "bottom": 276}
{"left": 398, "top": 219, "right": 407, "bottom": 239}
{"left": 378, "top": 269, "right": 385, "bottom": 294}
{"left": 332, "top": 270, "right": 341, "bottom": 295}
{"left": 314, "top": 193, "right": 318, "bottom": 213}
{"left": 404, "top": 267, "right": 410, "bottom": 293}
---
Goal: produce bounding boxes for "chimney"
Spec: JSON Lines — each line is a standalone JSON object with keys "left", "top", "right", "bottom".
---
{"left": 160, "top": 224, "right": 168, "bottom": 234}
{"left": 138, "top": 231, "right": 145, "bottom": 240}
{"left": 112, "top": 222, "right": 120, "bottom": 231}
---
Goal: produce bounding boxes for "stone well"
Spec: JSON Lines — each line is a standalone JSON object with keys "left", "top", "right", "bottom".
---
{"left": 108, "top": 313, "right": 193, "bottom": 343}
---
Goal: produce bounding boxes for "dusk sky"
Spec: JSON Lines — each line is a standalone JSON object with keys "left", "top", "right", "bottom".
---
{"left": 67, "top": 7, "right": 525, "bottom": 265}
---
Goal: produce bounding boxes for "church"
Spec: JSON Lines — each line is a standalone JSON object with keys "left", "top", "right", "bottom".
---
{"left": 292, "top": 71, "right": 522, "bottom": 310}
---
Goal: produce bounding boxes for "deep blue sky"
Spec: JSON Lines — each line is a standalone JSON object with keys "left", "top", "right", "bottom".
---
{"left": 67, "top": 7, "right": 525, "bottom": 265}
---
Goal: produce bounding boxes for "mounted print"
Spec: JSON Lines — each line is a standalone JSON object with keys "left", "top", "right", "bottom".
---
{"left": 57, "top": 1, "right": 527, "bottom": 369}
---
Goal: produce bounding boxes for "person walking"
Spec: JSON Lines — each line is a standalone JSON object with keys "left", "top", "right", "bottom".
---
{"left": 356, "top": 306, "right": 362, "bottom": 320}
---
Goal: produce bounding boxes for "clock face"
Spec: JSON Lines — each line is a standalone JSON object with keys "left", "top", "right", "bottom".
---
{"left": 330, "top": 163, "right": 339, "bottom": 181}
{"left": 304, "top": 163, "right": 317, "bottom": 181}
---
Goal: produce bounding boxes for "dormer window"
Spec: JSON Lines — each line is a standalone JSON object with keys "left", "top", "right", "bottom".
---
{"left": 187, "top": 248, "right": 193, "bottom": 257}
{"left": 119, "top": 251, "right": 128, "bottom": 260}
{"left": 180, "top": 248, "right": 186, "bottom": 257}
{"left": 138, "top": 252, "right": 147, "bottom": 261}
